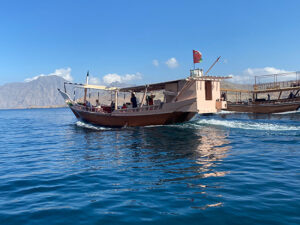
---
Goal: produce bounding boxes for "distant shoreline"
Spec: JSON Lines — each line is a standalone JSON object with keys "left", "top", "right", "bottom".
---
{"left": 0, "top": 105, "right": 67, "bottom": 110}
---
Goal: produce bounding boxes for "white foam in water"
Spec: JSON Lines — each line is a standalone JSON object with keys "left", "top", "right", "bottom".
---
{"left": 76, "top": 121, "right": 111, "bottom": 131}
{"left": 274, "top": 110, "right": 300, "bottom": 115}
{"left": 216, "top": 110, "right": 238, "bottom": 114}
{"left": 195, "top": 119, "right": 300, "bottom": 131}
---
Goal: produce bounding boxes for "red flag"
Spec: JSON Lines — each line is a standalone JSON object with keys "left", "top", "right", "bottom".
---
{"left": 193, "top": 50, "right": 202, "bottom": 63}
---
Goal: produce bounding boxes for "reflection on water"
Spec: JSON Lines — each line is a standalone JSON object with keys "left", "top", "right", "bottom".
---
{"left": 66, "top": 122, "right": 231, "bottom": 211}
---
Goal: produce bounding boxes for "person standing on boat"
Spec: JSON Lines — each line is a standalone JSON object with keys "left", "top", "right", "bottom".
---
{"left": 111, "top": 101, "right": 115, "bottom": 112}
{"left": 131, "top": 93, "right": 137, "bottom": 108}
{"left": 221, "top": 92, "right": 226, "bottom": 101}
{"left": 267, "top": 94, "right": 270, "bottom": 101}
{"left": 147, "top": 93, "right": 155, "bottom": 105}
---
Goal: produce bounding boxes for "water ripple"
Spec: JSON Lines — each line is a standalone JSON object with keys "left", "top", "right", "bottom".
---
{"left": 0, "top": 108, "right": 299, "bottom": 225}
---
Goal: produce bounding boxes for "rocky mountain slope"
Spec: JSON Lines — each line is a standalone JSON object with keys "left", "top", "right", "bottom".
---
{"left": 0, "top": 76, "right": 67, "bottom": 109}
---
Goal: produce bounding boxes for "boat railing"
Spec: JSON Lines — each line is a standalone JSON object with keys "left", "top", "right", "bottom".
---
{"left": 73, "top": 103, "right": 162, "bottom": 113}
{"left": 117, "top": 104, "right": 161, "bottom": 113}
{"left": 254, "top": 79, "right": 300, "bottom": 91}
{"left": 74, "top": 104, "right": 107, "bottom": 113}
{"left": 254, "top": 72, "right": 300, "bottom": 91}
{"left": 253, "top": 97, "right": 300, "bottom": 104}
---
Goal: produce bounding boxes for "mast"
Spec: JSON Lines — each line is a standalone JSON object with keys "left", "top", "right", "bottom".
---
{"left": 83, "top": 71, "right": 89, "bottom": 103}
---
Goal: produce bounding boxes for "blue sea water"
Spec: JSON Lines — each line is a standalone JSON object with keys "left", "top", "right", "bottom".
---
{"left": 0, "top": 108, "right": 299, "bottom": 225}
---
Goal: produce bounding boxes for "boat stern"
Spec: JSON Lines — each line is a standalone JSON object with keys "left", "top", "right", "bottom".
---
{"left": 176, "top": 76, "right": 228, "bottom": 114}
{"left": 216, "top": 100, "right": 227, "bottom": 110}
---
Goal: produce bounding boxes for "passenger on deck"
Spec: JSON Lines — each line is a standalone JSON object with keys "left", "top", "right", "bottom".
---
{"left": 131, "top": 93, "right": 137, "bottom": 108}
{"left": 221, "top": 92, "right": 227, "bottom": 101}
{"left": 121, "top": 103, "right": 127, "bottom": 109}
{"left": 267, "top": 94, "right": 270, "bottom": 101}
{"left": 147, "top": 93, "right": 155, "bottom": 105}
{"left": 95, "top": 99, "right": 101, "bottom": 108}
{"left": 288, "top": 92, "right": 294, "bottom": 99}
{"left": 85, "top": 100, "right": 92, "bottom": 108}
{"left": 111, "top": 101, "right": 115, "bottom": 111}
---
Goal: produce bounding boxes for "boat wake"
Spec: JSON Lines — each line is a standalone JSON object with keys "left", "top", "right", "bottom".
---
{"left": 274, "top": 110, "right": 300, "bottom": 115}
{"left": 216, "top": 110, "right": 240, "bottom": 114}
{"left": 76, "top": 121, "right": 111, "bottom": 131}
{"left": 75, "top": 117, "right": 299, "bottom": 132}
{"left": 193, "top": 119, "right": 300, "bottom": 131}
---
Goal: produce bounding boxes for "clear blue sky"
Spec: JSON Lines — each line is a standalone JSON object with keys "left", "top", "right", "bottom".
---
{"left": 0, "top": 0, "right": 300, "bottom": 85}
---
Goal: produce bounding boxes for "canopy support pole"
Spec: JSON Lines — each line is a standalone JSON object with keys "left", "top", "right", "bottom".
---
{"left": 140, "top": 86, "right": 148, "bottom": 107}
{"left": 115, "top": 90, "right": 118, "bottom": 110}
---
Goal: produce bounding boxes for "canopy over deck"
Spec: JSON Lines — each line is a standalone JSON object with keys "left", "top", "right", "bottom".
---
{"left": 221, "top": 71, "right": 300, "bottom": 94}
{"left": 64, "top": 82, "right": 118, "bottom": 91}
{"left": 221, "top": 86, "right": 300, "bottom": 94}
{"left": 120, "top": 75, "right": 230, "bottom": 92}
{"left": 119, "top": 79, "right": 185, "bottom": 92}
{"left": 64, "top": 75, "right": 230, "bottom": 93}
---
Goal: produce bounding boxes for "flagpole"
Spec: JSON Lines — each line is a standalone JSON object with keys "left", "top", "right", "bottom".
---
{"left": 193, "top": 50, "right": 195, "bottom": 70}
{"left": 83, "top": 71, "right": 89, "bottom": 104}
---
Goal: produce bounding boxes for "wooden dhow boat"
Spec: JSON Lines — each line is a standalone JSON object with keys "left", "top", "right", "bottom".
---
{"left": 226, "top": 97, "right": 300, "bottom": 113}
{"left": 222, "top": 72, "right": 300, "bottom": 113}
{"left": 58, "top": 69, "right": 229, "bottom": 127}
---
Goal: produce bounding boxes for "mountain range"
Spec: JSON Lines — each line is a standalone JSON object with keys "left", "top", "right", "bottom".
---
{"left": 0, "top": 76, "right": 67, "bottom": 109}
{"left": 0, "top": 75, "right": 252, "bottom": 109}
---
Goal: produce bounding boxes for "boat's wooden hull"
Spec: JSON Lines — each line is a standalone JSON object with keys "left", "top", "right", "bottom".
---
{"left": 70, "top": 106, "right": 196, "bottom": 127}
{"left": 226, "top": 102, "right": 300, "bottom": 113}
